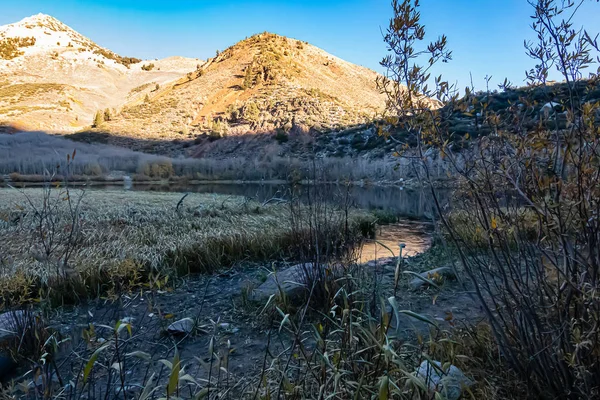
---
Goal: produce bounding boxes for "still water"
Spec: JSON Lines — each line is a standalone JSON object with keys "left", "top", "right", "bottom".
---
{"left": 124, "top": 182, "right": 437, "bottom": 219}
{"left": 121, "top": 182, "right": 437, "bottom": 260}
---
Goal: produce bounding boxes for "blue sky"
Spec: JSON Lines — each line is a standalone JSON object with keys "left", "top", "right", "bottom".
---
{"left": 1, "top": 0, "right": 598, "bottom": 91}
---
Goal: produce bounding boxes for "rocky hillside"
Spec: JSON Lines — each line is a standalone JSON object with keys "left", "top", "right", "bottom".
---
{"left": 0, "top": 15, "right": 424, "bottom": 160}
{"left": 0, "top": 14, "right": 201, "bottom": 133}
{"left": 82, "top": 32, "right": 391, "bottom": 143}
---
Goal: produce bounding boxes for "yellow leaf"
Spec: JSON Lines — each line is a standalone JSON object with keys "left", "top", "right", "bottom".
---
{"left": 491, "top": 217, "right": 497, "bottom": 230}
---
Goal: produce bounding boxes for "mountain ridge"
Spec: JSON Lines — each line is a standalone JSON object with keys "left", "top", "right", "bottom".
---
{"left": 0, "top": 14, "right": 416, "bottom": 160}
{"left": 97, "top": 31, "right": 388, "bottom": 146}
{"left": 0, "top": 13, "right": 202, "bottom": 133}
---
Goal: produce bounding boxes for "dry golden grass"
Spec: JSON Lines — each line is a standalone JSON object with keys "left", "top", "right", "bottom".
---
{"left": 0, "top": 36, "right": 36, "bottom": 60}
{"left": 0, "top": 83, "right": 66, "bottom": 105}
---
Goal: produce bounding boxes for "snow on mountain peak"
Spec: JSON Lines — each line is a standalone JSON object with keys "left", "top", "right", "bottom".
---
{"left": 0, "top": 13, "right": 103, "bottom": 63}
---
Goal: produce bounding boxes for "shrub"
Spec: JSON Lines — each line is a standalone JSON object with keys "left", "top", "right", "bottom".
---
{"left": 226, "top": 104, "right": 240, "bottom": 122}
{"left": 210, "top": 118, "right": 228, "bottom": 134}
{"left": 93, "top": 48, "right": 141, "bottom": 67}
{"left": 92, "top": 110, "right": 103, "bottom": 128}
{"left": 83, "top": 162, "right": 103, "bottom": 176}
{"left": 379, "top": 0, "right": 600, "bottom": 397}
{"left": 141, "top": 63, "right": 155, "bottom": 71}
{"left": 242, "top": 66, "right": 255, "bottom": 89}
{"left": 208, "top": 130, "right": 221, "bottom": 141}
{"left": 241, "top": 102, "right": 260, "bottom": 124}
{"left": 137, "top": 160, "right": 174, "bottom": 179}
{"left": 0, "top": 36, "right": 36, "bottom": 60}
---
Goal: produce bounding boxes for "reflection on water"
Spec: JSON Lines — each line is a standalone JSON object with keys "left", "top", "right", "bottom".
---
{"left": 360, "top": 221, "right": 433, "bottom": 263}
{"left": 124, "top": 182, "right": 439, "bottom": 219}
{"left": 91, "top": 182, "right": 438, "bottom": 262}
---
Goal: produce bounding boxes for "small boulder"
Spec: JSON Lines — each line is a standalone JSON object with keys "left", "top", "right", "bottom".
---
{"left": 414, "top": 360, "right": 474, "bottom": 400}
{"left": 252, "top": 263, "right": 312, "bottom": 302}
{"left": 409, "top": 267, "right": 456, "bottom": 290}
{"left": 167, "top": 318, "right": 194, "bottom": 335}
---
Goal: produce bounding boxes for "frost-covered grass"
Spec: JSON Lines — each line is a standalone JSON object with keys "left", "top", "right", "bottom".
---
{"left": 0, "top": 189, "right": 371, "bottom": 306}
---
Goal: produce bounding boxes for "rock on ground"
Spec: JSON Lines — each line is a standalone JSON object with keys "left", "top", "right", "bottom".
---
{"left": 251, "top": 263, "right": 316, "bottom": 302}
{"left": 415, "top": 360, "right": 474, "bottom": 400}
{"left": 167, "top": 318, "right": 195, "bottom": 335}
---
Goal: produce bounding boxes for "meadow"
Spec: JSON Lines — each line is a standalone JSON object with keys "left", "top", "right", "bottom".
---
{"left": 0, "top": 185, "right": 505, "bottom": 400}
{"left": 0, "top": 188, "right": 372, "bottom": 307}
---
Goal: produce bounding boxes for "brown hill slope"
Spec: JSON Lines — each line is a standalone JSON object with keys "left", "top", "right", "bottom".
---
{"left": 0, "top": 14, "right": 201, "bottom": 133}
{"left": 96, "top": 32, "right": 388, "bottom": 142}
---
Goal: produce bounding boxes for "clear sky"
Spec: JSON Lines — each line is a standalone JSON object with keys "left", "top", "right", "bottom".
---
{"left": 1, "top": 0, "right": 598, "bottom": 91}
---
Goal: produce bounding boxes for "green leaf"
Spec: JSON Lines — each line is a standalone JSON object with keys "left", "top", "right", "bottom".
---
{"left": 373, "top": 240, "right": 396, "bottom": 257}
{"left": 194, "top": 388, "right": 209, "bottom": 400}
{"left": 387, "top": 296, "right": 401, "bottom": 334}
{"left": 138, "top": 373, "right": 159, "bottom": 400}
{"left": 179, "top": 374, "right": 200, "bottom": 386}
{"left": 83, "top": 343, "right": 109, "bottom": 384}
{"left": 208, "top": 337, "right": 214, "bottom": 357}
{"left": 167, "top": 350, "right": 181, "bottom": 396}
{"left": 402, "top": 370, "right": 428, "bottom": 392}
{"left": 116, "top": 321, "right": 132, "bottom": 336}
{"left": 259, "top": 294, "right": 276, "bottom": 315}
{"left": 279, "top": 313, "right": 290, "bottom": 332}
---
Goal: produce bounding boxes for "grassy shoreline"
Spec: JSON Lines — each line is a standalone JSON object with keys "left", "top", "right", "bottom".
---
{"left": 0, "top": 189, "right": 373, "bottom": 308}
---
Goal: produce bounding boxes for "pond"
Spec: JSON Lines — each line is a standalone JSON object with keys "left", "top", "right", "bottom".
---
{"left": 102, "top": 181, "right": 438, "bottom": 261}
{"left": 3, "top": 180, "right": 437, "bottom": 261}
{"left": 100, "top": 181, "right": 437, "bottom": 218}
